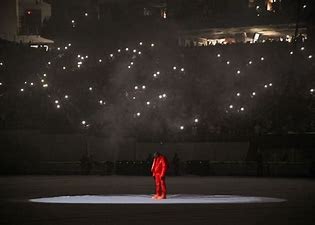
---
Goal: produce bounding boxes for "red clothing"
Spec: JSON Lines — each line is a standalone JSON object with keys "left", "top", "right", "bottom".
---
{"left": 151, "top": 155, "right": 168, "bottom": 197}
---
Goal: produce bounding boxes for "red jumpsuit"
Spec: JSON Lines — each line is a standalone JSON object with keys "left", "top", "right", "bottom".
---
{"left": 151, "top": 155, "right": 168, "bottom": 198}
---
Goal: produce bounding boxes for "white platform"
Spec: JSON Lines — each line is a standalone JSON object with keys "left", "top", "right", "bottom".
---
{"left": 30, "top": 194, "right": 286, "bottom": 204}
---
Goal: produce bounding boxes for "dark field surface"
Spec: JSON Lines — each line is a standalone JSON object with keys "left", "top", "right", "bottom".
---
{"left": 0, "top": 176, "right": 314, "bottom": 225}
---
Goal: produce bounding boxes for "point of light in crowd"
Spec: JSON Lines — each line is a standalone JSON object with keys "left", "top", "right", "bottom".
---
{"left": 237, "top": 70, "right": 241, "bottom": 74}
{"left": 290, "top": 51, "right": 294, "bottom": 55}
{"left": 77, "top": 65, "right": 81, "bottom": 68}
{"left": 125, "top": 48, "right": 129, "bottom": 51}
{"left": 133, "top": 96, "right": 136, "bottom": 100}
{"left": 269, "top": 83, "right": 273, "bottom": 87}
{"left": 138, "top": 51, "right": 141, "bottom": 55}
{"left": 139, "top": 42, "right": 143, "bottom": 45}
{"left": 151, "top": 43, "right": 155, "bottom": 47}
{"left": 252, "top": 92, "right": 256, "bottom": 96}
{"left": 99, "top": 100, "right": 103, "bottom": 104}
{"left": 57, "top": 47, "right": 60, "bottom": 50}
{"left": 130, "top": 62, "right": 134, "bottom": 65}
{"left": 0, "top": 62, "right": 3, "bottom": 66}
{"left": 181, "top": 68, "right": 185, "bottom": 72}
{"left": 64, "top": 47, "right": 68, "bottom": 50}
{"left": 180, "top": 126, "right": 184, "bottom": 130}
{"left": 257, "top": 13, "right": 260, "bottom": 17}
{"left": 43, "top": 73, "right": 47, "bottom": 77}
{"left": 159, "top": 95, "right": 162, "bottom": 99}
{"left": 20, "top": 88, "right": 24, "bottom": 92}
{"left": 134, "top": 86, "right": 138, "bottom": 90}
{"left": 128, "top": 66, "right": 131, "bottom": 69}
{"left": 24, "top": 81, "right": 27, "bottom": 84}
{"left": 194, "top": 118, "right": 199, "bottom": 123}
{"left": 71, "top": 20, "right": 75, "bottom": 23}
{"left": 68, "top": 43, "right": 71, "bottom": 47}
{"left": 81, "top": 57, "right": 84, "bottom": 60}
{"left": 264, "top": 84, "right": 268, "bottom": 88}
{"left": 85, "top": 12, "right": 88, "bottom": 16}
{"left": 55, "top": 100, "right": 59, "bottom": 104}
{"left": 110, "top": 54, "right": 113, "bottom": 57}
{"left": 56, "top": 105, "right": 60, "bottom": 109}
{"left": 65, "top": 95, "right": 69, "bottom": 99}
{"left": 62, "top": 66, "right": 66, "bottom": 70}
{"left": 0, "top": 82, "right": 2, "bottom": 85}
{"left": 146, "top": 101, "right": 150, "bottom": 105}
{"left": 99, "top": 59, "right": 102, "bottom": 62}
{"left": 30, "top": 82, "right": 34, "bottom": 86}
{"left": 89, "top": 87, "right": 93, "bottom": 91}
{"left": 308, "top": 55, "right": 313, "bottom": 59}
{"left": 118, "top": 49, "right": 121, "bottom": 52}
{"left": 229, "top": 105, "right": 233, "bottom": 109}
{"left": 82, "top": 121, "right": 86, "bottom": 125}
{"left": 173, "top": 66, "right": 177, "bottom": 70}
{"left": 133, "top": 49, "right": 136, "bottom": 53}
{"left": 240, "top": 107, "right": 244, "bottom": 111}
{"left": 300, "top": 47, "right": 305, "bottom": 51}
{"left": 78, "top": 61, "right": 82, "bottom": 65}
{"left": 217, "top": 54, "right": 221, "bottom": 57}
{"left": 248, "top": 60, "right": 252, "bottom": 64}
{"left": 48, "top": 61, "right": 51, "bottom": 65}
{"left": 236, "top": 92, "right": 240, "bottom": 97}
{"left": 157, "top": 71, "right": 160, "bottom": 75}
{"left": 162, "top": 93, "right": 166, "bottom": 98}
{"left": 136, "top": 112, "right": 141, "bottom": 117}
{"left": 153, "top": 73, "right": 157, "bottom": 77}
{"left": 303, "top": 4, "right": 307, "bottom": 8}
{"left": 256, "top": 6, "right": 260, "bottom": 9}
{"left": 43, "top": 84, "right": 48, "bottom": 88}
{"left": 78, "top": 55, "right": 81, "bottom": 58}
{"left": 261, "top": 57, "right": 264, "bottom": 61}
{"left": 310, "top": 88, "right": 314, "bottom": 93}
{"left": 85, "top": 55, "right": 88, "bottom": 59}
{"left": 226, "top": 61, "right": 230, "bottom": 65}
{"left": 142, "top": 85, "right": 146, "bottom": 89}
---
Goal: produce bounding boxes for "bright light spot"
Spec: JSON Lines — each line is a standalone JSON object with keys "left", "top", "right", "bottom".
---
{"left": 81, "top": 57, "right": 84, "bottom": 60}
{"left": 256, "top": 6, "right": 260, "bottom": 9}
{"left": 128, "top": 66, "right": 131, "bottom": 69}
{"left": 133, "top": 49, "right": 136, "bottom": 53}
{"left": 229, "top": 105, "right": 233, "bottom": 109}
{"left": 62, "top": 66, "right": 66, "bottom": 70}
{"left": 55, "top": 100, "right": 59, "bottom": 104}
{"left": 64, "top": 95, "right": 69, "bottom": 99}
{"left": 181, "top": 68, "right": 184, "bottom": 72}
{"left": 24, "top": 81, "right": 27, "bottom": 84}
{"left": 71, "top": 20, "right": 75, "bottom": 23}
{"left": 43, "top": 84, "right": 48, "bottom": 88}
{"left": 85, "top": 55, "right": 88, "bottom": 59}
{"left": 136, "top": 112, "right": 141, "bottom": 117}
{"left": 43, "top": 74, "right": 47, "bottom": 77}
{"left": 56, "top": 105, "right": 60, "bottom": 109}
{"left": 125, "top": 48, "right": 129, "bottom": 51}
{"left": 57, "top": 47, "right": 60, "bottom": 50}
{"left": 134, "top": 86, "right": 138, "bottom": 90}
{"left": 118, "top": 49, "right": 121, "bottom": 52}
{"left": 217, "top": 54, "right": 221, "bottom": 57}
{"left": 139, "top": 42, "right": 143, "bottom": 45}
{"left": 146, "top": 101, "right": 150, "bottom": 105}
{"left": 20, "top": 88, "right": 24, "bottom": 92}
{"left": 0, "top": 82, "right": 2, "bottom": 86}
{"left": 173, "top": 66, "right": 177, "bottom": 70}
{"left": 68, "top": 43, "right": 71, "bottom": 47}
{"left": 99, "top": 100, "right": 103, "bottom": 104}
{"left": 162, "top": 93, "right": 166, "bottom": 98}
{"left": 157, "top": 71, "right": 160, "bottom": 75}
{"left": 303, "top": 4, "right": 307, "bottom": 8}
{"left": 89, "top": 87, "right": 93, "bottom": 91}
{"left": 300, "top": 47, "right": 305, "bottom": 51}
{"left": 264, "top": 84, "right": 268, "bottom": 88}
{"left": 310, "top": 88, "right": 314, "bottom": 93}
{"left": 252, "top": 92, "right": 256, "bottom": 96}
{"left": 78, "top": 62, "right": 82, "bottom": 65}
{"left": 82, "top": 121, "right": 86, "bottom": 125}
{"left": 142, "top": 85, "right": 146, "bottom": 89}
{"left": 226, "top": 61, "right": 230, "bottom": 65}
{"left": 290, "top": 51, "right": 294, "bottom": 55}
{"left": 248, "top": 61, "right": 252, "bottom": 65}
{"left": 77, "top": 65, "right": 81, "bottom": 68}
{"left": 236, "top": 92, "right": 240, "bottom": 97}
{"left": 48, "top": 61, "right": 51, "bottom": 65}
{"left": 269, "top": 83, "right": 272, "bottom": 87}
{"left": 85, "top": 12, "right": 88, "bottom": 16}
{"left": 110, "top": 54, "right": 113, "bottom": 57}
{"left": 153, "top": 73, "right": 157, "bottom": 77}
{"left": 78, "top": 55, "right": 81, "bottom": 58}
{"left": 194, "top": 118, "right": 199, "bottom": 123}
{"left": 64, "top": 47, "right": 68, "bottom": 50}
{"left": 138, "top": 51, "right": 142, "bottom": 55}
{"left": 151, "top": 43, "right": 155, "bottom": 47}
{"left": 180, "top": 126, "right": 184, "bottom": 130}
{"left": 132, "top": 96, "right": 136, "bottom": 100}
{"left": 30, "top": 82, "right": 34, "bottom": 86}
{"left": 237, "top": 70, "right": 241, "bottom": 74}
{"left": 240, "top": 107, "right": 244, "bottom": 111}
{"left": 308, "top": 55, "right": 313, "bottom": 59}
{"left": 159, "top": 95, "right": 162, "bottom": 99}
{"left": 130, "top": 62, "right": 134, "bottom": 65}
{"left": 261, "top": 57, "right": 264, "bottom": 61}
{"left": 99, "top": 59, "right": 102, "bottom": 62}
{"left": 257, "top": 13, "right": 260, "bottom": 17}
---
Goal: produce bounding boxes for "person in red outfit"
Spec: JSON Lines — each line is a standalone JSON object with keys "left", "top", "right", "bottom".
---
{"left": 151, "top": 152, "right": 169, "bottom": 199}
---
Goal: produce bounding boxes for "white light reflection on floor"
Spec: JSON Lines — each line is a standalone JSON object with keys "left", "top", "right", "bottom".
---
{"left": 30, "top": 195, "right": 286, "bottom": 204}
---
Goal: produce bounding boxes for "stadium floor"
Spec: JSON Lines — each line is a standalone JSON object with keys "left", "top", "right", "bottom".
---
{"left": 0, "top": 176, "right": 314, "bottom": 225}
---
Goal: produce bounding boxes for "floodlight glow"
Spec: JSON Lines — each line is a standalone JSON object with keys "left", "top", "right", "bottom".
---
{"left": 56, "top": 105, "right": 60, "bottom": 109}
{"left": 125, "top": 48, "right": 129, "bottom": 51}
{"left": 85, "top": 12, "right": 88, "bottom": 16}
{"left": 180, "top": 126, "right": 184, "bottom": 130}
{"left": 162, "top": 93, "right": 166, "bottom": 98}
{"left": 134, "top": 86, "right": 138, "bottom": 90}
{"left": 173, "top": 66, "right": 177, "bottom": 70}
{"left": 139, "top": 42, "right": 143, "bottom": 45}
{"left": 89, "top": 87, "right": 93, "bottom": 91}
{"left": 146, "top": 101, "right": 150, "bottom": 105}
{"left": 229, "top": 105, "right": 233, "bottom": 109}
{"left": 194, "top": 118, "right": 199, "bottom": 123}
{"left": 136, "top": 112, "right": 141, "bottom": 117}
{"left": 236, "top": 93, "right": 240, "bottom": 97}
{"left": 65, "top": 95, "right": 69, "bottom": 99}
{"left": 55, "top": 100, "right": 59, "bottom": 104}
{"left": 261, "top": 57, "right": 264, "bottom": 61}
{"left": 99, "top": 59, "right": 102, "bottom": 62}
{"left": 226, "top": 61, "right": 230, "bottom": 65}
{"left": 217, "top": 54, "right": 221, "bottom": 57}
{"left": 181, "top": 68, "right": 184, "bottom": 72}
{"left": 82, "top": 121, "right": 86, "bottom": 125}
{"left": 308, "top": 55, "right": 312, "bottom": 59}
{"left": 151, "top": 43, "right": 154, "bottom": 47}
{"left": 290, "top": 51, "right": 293, "bottom": 55}
{"left": 269, "top": 83, "right": 272, "bottom": 86}
{"left": 110, "top": 54, "right": 113, "bottom": 57}
{"left": 142, "top": 85, "right": 146, "bottom": 89}
{"left": 237, "top": 70, "right": 241, "bottom": 74}
{"left": 20, "top": 88, "right": 24, "bottom": 92}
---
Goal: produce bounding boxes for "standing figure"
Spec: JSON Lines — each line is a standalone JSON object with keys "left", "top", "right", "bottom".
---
{"left": 151, "top": 152, "right": 168, "bottom": 199}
